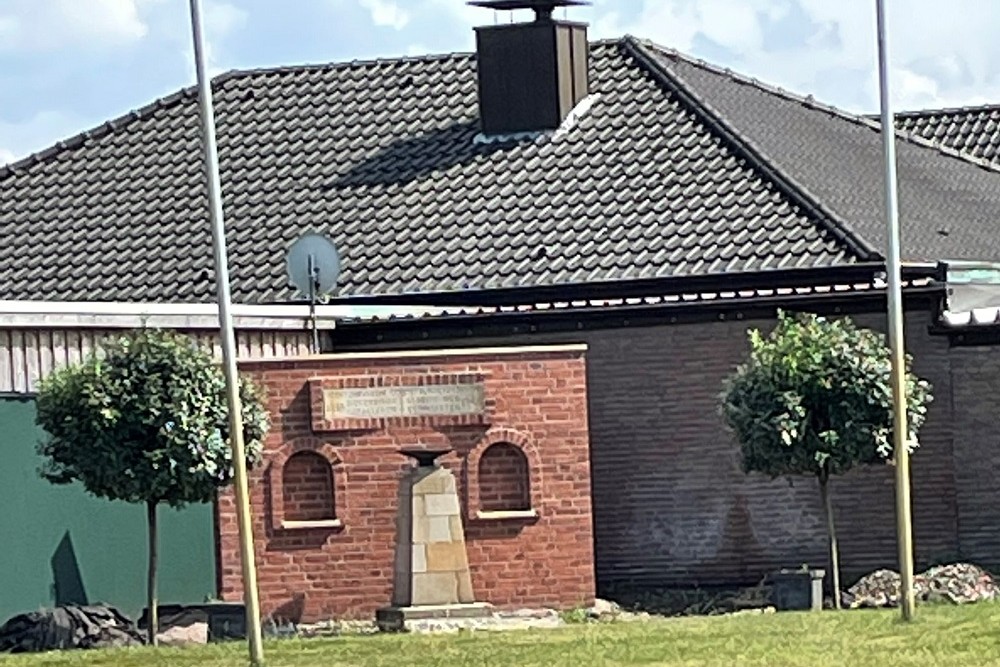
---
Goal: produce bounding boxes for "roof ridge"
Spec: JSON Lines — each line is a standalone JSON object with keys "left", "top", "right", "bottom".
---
{"left": 639, "top": 39, "right": 1000, "bottom": 176}
{"left": 0, "top": 52, "right": 480, "bottom": 178}
{"left": 0, "top": 74, "right": 232, "bottom": 179}
{"left": 0, "top": 38, "right": 626, "bottom": 179}
{"left": 890, "top": 102, "right": 1000, "bottom": 118}
{"left": 0, "top": 51, "right": 479, "bottom": 178}
{"left": 621, "top": 36, "right": 880, "bottom": 263}
{"left": 226, "top": 49, "right": 475, "bottom": 80}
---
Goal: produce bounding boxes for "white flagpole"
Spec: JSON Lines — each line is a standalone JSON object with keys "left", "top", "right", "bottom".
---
{"left": 186, "top": 0, "right": 266, "bottom": 661}
{"left": 874, "top": 0, "right": 916, "bottom": 621}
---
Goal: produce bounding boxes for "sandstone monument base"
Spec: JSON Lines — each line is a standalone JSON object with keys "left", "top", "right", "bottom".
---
{"left": 376, "top": 449, "right": 492, "bottom": 632}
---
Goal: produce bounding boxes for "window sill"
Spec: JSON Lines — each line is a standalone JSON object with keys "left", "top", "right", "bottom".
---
{"left": 475, "top": 509, "right": 538, "bottom": 521}
{"left": 280, "top": 519, "right": 343, "bottom": 530}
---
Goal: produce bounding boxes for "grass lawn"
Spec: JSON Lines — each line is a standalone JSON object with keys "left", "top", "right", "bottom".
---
{"left": 3, "top": 604, "right": 1000, "bottom": 667}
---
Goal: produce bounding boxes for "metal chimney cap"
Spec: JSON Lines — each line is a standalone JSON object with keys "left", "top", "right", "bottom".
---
{"left": 468, "top": 0, "right": 590, "bottom": 21}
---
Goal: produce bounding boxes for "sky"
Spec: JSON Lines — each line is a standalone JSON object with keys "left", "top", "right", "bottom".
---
{"left": 2, "top": 0, "right": 1000, "bottom": 166}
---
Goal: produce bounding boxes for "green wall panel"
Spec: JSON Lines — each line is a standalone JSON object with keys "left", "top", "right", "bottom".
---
{"left": 0, "top": 397, "right": 217, "bottom": 623}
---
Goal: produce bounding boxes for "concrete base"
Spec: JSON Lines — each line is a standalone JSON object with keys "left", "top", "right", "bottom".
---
{"left": 375, "top": 603, "right": 494, "bottom": 632}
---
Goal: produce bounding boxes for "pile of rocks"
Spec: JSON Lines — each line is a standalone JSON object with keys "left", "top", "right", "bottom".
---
{"left": 921, "top": 563, "right": 1000, "bottom": 604}
{"left": 843, "top": 569, "right": 908, "bottom": 608}
{"left": 844, "top": 562, "right": 999, "bottom": 608}
{"left": 582, "top": 599, "right": 653, "bottom": 623}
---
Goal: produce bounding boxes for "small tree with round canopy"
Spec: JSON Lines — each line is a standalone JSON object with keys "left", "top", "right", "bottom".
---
{"left": 34, "top": 329, "right": 270, "bottom": 643}
{"left": 720, "top": 310, "right": 932, "bottom": 608}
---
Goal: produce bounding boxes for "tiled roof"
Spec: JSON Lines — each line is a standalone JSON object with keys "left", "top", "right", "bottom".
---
{"left": 1, "top": 37, "right": 999, "bottom": 305}
{"left": 644, "top": 43, "right": 1000, "bottom": 265}
{"left": 895, "top": 104, "right": 1000, "bottom": 164}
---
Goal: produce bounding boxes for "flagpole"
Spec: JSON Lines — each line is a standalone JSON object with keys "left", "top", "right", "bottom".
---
{"left": 874, "top": 0, "right": 916, "bottom": 621}
{"left": 187, "top": 0, "right": 267, "bottom": 661}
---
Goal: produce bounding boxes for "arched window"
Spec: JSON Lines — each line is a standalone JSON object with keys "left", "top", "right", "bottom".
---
{"left": 282, "top": 451, "right": 336, "bottom": 522}
{"left": 477, "top": 443, "right": 531, "bottom": 513}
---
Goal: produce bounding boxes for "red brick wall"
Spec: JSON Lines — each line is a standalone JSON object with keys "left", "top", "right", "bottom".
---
{"left": 282, "top": 452, "right": 336, "bottom": 522}
{"left": 219, "top": 346, "right": 595, "bottom": 622}
{"left": 478, "top": 444, "right": 531, "bottom": 512}
{"left": 337, "top": 306, "right": 964, "bottom": 592}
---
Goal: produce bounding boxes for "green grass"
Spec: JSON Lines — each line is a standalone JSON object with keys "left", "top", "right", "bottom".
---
{"left": 4, "top": 604, "right": 1000, "bottom": 667}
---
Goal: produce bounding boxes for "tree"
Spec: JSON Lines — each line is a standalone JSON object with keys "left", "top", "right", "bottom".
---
{"left": 720, "top": 310, "right": 933, "bottom": 608}
{"left": 35, "top": 329, "right": 270, "bottom": 644}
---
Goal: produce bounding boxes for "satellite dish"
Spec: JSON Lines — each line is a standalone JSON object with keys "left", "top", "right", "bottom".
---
{"left": 286, "top": 233, "right": 341, "bottom": 300}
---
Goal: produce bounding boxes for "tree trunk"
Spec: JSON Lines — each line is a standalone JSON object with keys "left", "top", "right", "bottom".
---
{"left": 146, "top": 501, "right": 159, "bottom": 645}
{"left": 819, "top": 473, "right": 842, "bottom": 610}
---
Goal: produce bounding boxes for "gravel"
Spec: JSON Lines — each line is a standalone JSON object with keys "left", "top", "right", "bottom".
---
{"left": 289, "top": 601, "right": 658, "bottom": 637}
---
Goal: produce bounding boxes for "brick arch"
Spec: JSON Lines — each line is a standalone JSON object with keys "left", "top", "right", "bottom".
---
{"left": 478, "top": 444, "right": 531, "bottom": 512}
{"left": 282, "top": 451, "right": 336, "bottom": 522}
{"left": 466, "top": 427, "right": 542, "bottom": 519}
{"left": 267, "top": 440, "right": 344, "bottom": 530}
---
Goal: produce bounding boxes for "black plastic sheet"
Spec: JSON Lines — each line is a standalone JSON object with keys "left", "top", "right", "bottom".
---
{"left": 0, "top": 604, "right": 144, "bottom": 653}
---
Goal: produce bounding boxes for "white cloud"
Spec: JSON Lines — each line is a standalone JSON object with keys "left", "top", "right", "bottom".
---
{"left": 591, "top": 0, "right": 772, "bottom": 53}
{"left": 0, "top": 0, "right": 148, "bottom": 53}
{"left": 586, "top": 0, "right": 1000, "bottom": 112}
{"left": 0, "top": 109, "right": 87, "bottom": 164}
{"left": 889, "top": 67, "right": 942, "bottom": 110}
{"left": 201, "top": 0, "right": 249, "bottom": 74}
{"left": 360, "top": 0, "right": 410, "bottom": 30}
{"left": 6, "top": 0, "right": 1000, "bottom": 165}
{"left": 0, "top": 1, "right": 246, "bottom": 162}
{"left": 203, "top": 0, "right": 248, "bottom": 39}
{"left": 163, "top": 0, "right": 248, "bottom": 79}
{"left": 428, "top": 0, "right": 534, "bottom": 33}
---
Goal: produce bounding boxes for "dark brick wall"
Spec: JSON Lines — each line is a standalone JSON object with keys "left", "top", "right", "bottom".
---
{"left": 949, "top": 346, "right": 1000, "bottom": 569}
{"left": 577, "top": 310, "right": 957, "bottom": 589}
{"left": 220, "top": 346, "right": 595, "bottom": 622}
{"left": 338, "top": 306, "right": 967, "bottom": 591}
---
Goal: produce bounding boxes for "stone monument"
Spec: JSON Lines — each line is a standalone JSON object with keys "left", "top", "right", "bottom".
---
{"left": 375, "top": 448, "right": 492, "bottom": 631}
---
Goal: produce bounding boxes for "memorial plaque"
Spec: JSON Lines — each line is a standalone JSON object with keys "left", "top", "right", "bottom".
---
{"left": 323, "top": 383, "right": 486, "bottom": 420}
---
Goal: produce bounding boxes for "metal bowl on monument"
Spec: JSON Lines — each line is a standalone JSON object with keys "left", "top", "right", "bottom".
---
{"left": 398, "top": 448, "right": 453, "bottom": 468}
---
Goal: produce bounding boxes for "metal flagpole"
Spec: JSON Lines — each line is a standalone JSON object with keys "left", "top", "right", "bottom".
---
{"left": 874, "top": 0, "right": 916, "bottom": 621}
{"left": 187, "top": 0, "right": 267, "bottom": 661}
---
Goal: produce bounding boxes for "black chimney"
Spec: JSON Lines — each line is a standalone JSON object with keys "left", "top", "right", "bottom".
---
{"left": 469, "top": 0, "right": 591, "bottom": 136}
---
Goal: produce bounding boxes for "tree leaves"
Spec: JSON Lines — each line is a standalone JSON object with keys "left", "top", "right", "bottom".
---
{"left": 35, "top": 329, "right": 270, "bottom": 509}
{"left": 720, "top": 310, "right": 933, "bottom": 480}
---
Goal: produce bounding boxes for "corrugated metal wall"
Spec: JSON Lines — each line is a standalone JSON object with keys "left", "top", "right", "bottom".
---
{"left": 0, "top": 329, "right": 313, "bottom": 394}
{"left": 0, "top": 397, "right": 217, "bottom": 621}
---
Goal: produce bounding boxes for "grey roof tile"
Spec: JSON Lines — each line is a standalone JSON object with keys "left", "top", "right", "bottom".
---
{"left": 643, "top": 41, "right": 1000, "bottom": 265}
{"left": 895, "top": 105, "right": 1000, "bottom": 164}
{"left": 3, "top": 38, "right": 998, "bottom": 304}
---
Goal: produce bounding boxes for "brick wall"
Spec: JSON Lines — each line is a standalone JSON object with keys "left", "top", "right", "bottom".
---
{"left": 282, "top": 452, "right": 337, "bottom": 522}
{"left": 478, "top": 444, "right": 531, "bottom": 512}
{"left": 336, "top": 306, "right": 966, "bottom": 592}
{"left": 219, "top": 345, "right": 595, "bottom": 622}
{"left": 578, "top": 310, "right": 958, "bottom": 590}
{"left": 949, "top": 346, "right": 1000, "bottom": 569}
